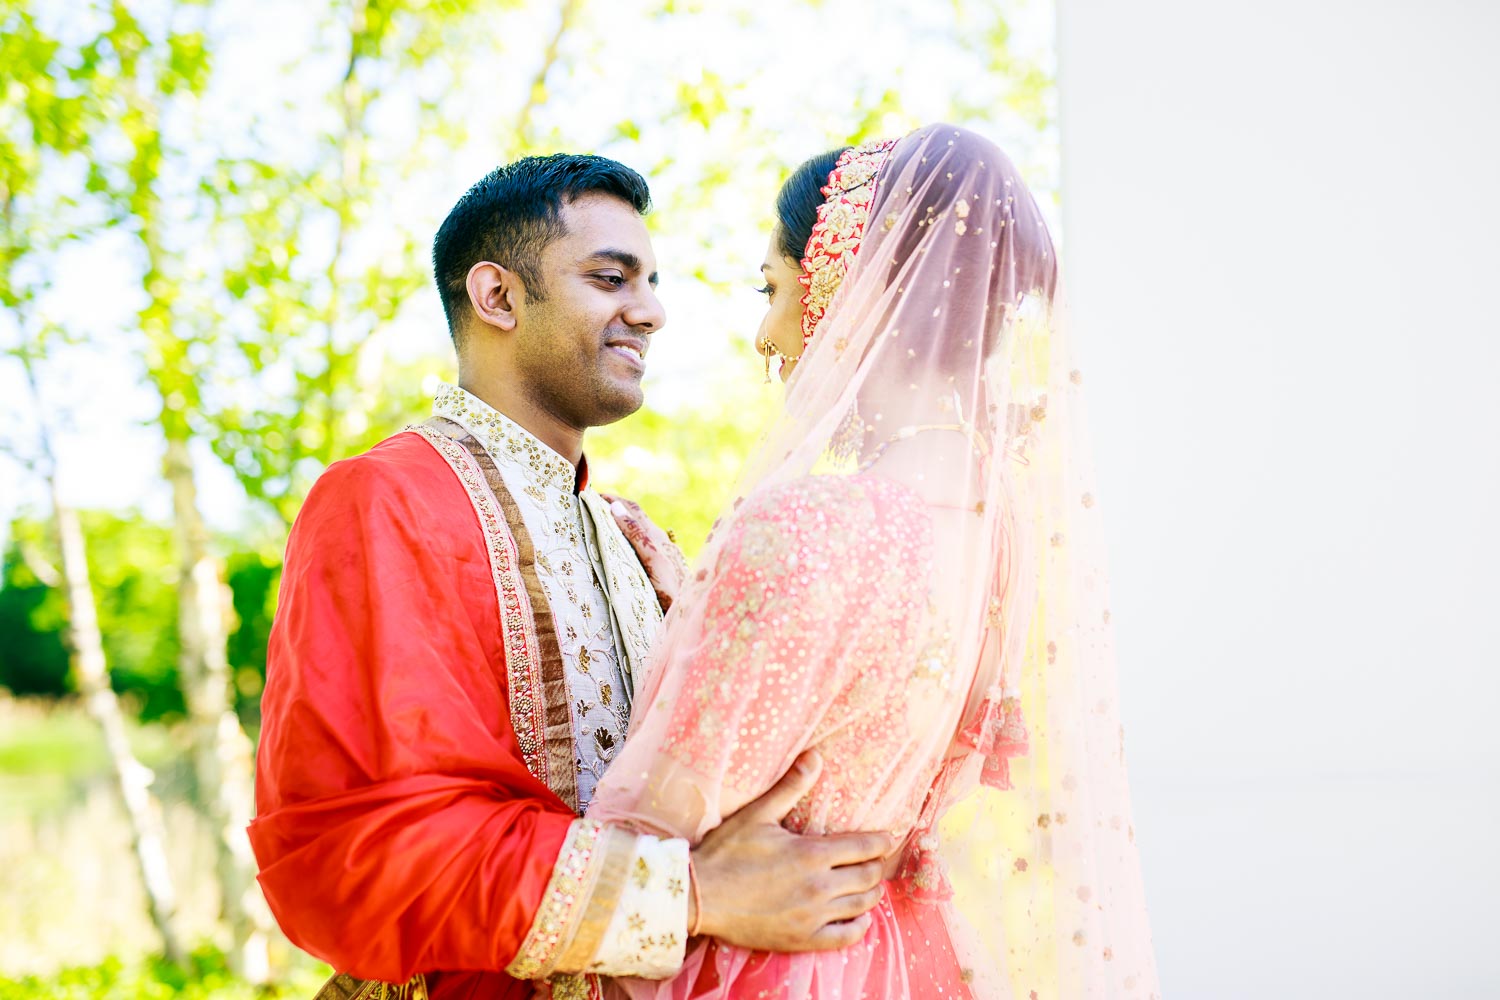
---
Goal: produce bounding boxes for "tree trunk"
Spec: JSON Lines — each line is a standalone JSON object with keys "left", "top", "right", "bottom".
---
{"left": 163, "top": 434, "right": 275, "bottom": 982}
{"left": 49, "top": 479, "right": 186, "bottom": 964}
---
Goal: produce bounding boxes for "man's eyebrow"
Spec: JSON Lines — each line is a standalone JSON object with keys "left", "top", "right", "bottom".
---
{"left": 580, "top": 248, "right": 658, "bottom": 286}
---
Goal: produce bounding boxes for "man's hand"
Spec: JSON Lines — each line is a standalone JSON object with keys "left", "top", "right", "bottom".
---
{"left": 688, "top": 751, "right": 894, "bottom": 952}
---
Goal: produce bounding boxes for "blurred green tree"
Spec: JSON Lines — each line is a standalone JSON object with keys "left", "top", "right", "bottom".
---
{"left": 59, "top": 0, "right": 277, "bottom": 975}
{"left": 0, "top": 526, "right": 71, "bottom": 697}
{"left": 588, "top": 375, "right": 781, "bottom": 560}
{"left": 202, "top": 0, "right": 501, "bottom": 525}
{"left": 0, "top": 513, "right": 184, "bottom": 718}
{"left": 0, "top": 0, "right": 187, "bottom": 963}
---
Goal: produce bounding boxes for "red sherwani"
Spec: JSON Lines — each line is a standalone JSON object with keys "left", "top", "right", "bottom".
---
{"left": 251, "top": 413, "right": 688, "bottom": 1000}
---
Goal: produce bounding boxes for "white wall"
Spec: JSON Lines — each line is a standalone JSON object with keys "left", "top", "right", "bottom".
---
{"left": 1056, "top": 1, "right": 1500, "bottom": 995}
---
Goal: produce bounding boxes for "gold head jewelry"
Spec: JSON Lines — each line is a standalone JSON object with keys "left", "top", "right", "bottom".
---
{"left": 798, "top": 138, "right": 899, "bottom": 348}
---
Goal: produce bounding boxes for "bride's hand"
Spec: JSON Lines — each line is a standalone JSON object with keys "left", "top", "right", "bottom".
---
{"left": 602, "top": 493, "right": 688, "bottom": 613}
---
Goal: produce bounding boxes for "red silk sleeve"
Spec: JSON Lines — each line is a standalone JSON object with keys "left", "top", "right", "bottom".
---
{"left": 249, "top": 433, "right": 575, "bottom": 983}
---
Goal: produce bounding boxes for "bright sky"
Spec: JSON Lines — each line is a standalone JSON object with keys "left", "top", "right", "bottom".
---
{"left": 0, "top": 0, "right": 1056, "bottom": 540}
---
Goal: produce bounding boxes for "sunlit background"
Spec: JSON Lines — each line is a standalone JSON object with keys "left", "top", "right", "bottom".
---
{"left": 4, "top": 0, "right": 1498, "bottom": 997}
{"left": 0, "top": 0, "right": 1056, "bottom": 995}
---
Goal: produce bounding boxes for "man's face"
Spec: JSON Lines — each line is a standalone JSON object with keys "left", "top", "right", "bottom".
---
{"left": 512, "top": 192, "right": 665, "bottom": 429}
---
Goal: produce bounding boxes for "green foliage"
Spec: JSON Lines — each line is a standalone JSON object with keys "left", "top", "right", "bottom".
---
{"left": 589, "top": 376, "right": 780, "bottom": 560}
{"left": 224, "top": 549, "right": 280, "bottom": 722}
{"left": 0, "top": 2, "right": 111, "bottom": 318}
{"left": 0, "top": 700, "right": 180, "bottom": 822}
{"left": 78, "top": 512, "right": 184, "bottom": 721}
{"left": 0, "top": 512, "right": 283, "bottom": 723}
{"left": 0, "top": 706, "right": 103, "bottom": 778}
{"left": 0, "top": 513, "right": 182, "bottom": 717}
{"left": 0, "top": 946, "right": 330, "bottom": 1000}
{"left": 198, "top": 2, "right": 493, "bottom": 524}
{"left": 0, "top": 533, "right": 69, "bottom": 697}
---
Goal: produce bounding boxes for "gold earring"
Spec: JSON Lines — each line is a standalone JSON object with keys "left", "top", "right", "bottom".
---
{"left": 758, "top": 335, "right": 776, "bottom": 384}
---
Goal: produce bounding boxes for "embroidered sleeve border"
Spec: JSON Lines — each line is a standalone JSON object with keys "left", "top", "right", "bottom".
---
{"left": 503, "top": 818, "right": 636, "bottom": 979}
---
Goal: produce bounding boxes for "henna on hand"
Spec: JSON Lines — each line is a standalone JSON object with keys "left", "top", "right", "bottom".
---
{"left": 601, "top": 493, "right": 688, "bottom": 612}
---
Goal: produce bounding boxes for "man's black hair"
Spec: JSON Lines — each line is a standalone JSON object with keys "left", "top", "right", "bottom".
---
{"left": 774, "top": 146, "right": 850, "bottom": 262}
{"left": 432, "top": 153, "right": 652, "bottom": 339}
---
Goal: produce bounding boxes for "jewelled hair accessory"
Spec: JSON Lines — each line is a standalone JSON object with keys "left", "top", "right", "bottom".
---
{"left": 798, "top": 138, "right": 898, "bottom": 347}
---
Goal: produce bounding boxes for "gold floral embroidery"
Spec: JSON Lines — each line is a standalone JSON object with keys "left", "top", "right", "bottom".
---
{"left": 434, "top": 383, "right": 575, "bottom": 492}
{"left": 660, "top": 476, "right": 935, "bottom": 832}
{"left": 544, "top": 974, "right": 598, "bottom": 1000}
{"left": 310, "top": 972, "right": 429, "bottom": 1000}
{"left": 504, "top": 820, "right": 607, "bottom": 980}
{"left": 436, "top": 387, "right": 646, "bottom": 811}
{"left": 798, "top": 139, "right": 899, "bottom": 346}
{"left": 410, "top": 424, "right": 549, "bottom": 787}
{"left": 583, "top": 836, "right": 689, "bottom": 978}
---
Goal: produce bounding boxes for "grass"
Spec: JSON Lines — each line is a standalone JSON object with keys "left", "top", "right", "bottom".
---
{"left": 0, "top": 946, "right": 331, "bottom": 1000}
{"left": 0, "top": 698, "right": 183, "bottom": 818}
{"left": 0, "top": 697, "right": 238, "bottom": 979}
{"left": 0, "top": 709, "right": 108, "bottom": 775}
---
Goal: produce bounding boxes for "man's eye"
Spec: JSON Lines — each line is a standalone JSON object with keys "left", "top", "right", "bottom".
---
{"left": 595, "top": 273, "right": 626, "bottom": 287}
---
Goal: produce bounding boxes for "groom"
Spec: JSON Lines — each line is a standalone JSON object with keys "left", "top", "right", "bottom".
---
{"left": 250, "top": 154, "right": 892, "bottom": 999}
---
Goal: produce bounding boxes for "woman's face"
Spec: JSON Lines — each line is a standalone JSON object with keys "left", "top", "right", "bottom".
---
{"left": 755, "top": 229, "right": 807, "bottom": 383}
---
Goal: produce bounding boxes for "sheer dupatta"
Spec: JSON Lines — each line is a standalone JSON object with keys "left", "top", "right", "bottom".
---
{"left": 590, "top": 125, "right": 1158, "bottom": 999}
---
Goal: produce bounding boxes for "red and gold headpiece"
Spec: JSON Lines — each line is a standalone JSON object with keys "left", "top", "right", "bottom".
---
{"left": 798, "top": 137, "right": 899, "bottom": 347}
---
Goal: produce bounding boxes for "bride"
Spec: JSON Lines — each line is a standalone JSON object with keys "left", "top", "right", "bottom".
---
{"left": 594, "top": 124, "right": 1159, "bottom": 999}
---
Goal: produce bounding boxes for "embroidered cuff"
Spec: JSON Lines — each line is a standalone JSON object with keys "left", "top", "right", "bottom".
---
{"left": 505, "top": 819, "right": 633, "bottom": 980}
{"left": 584, "top": 833, "right": 690, "bottom": 979}
{"left": 504, "top": 821, "right": 688, "bottom": 981}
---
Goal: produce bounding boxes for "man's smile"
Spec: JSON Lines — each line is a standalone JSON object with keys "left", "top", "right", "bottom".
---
{"left": 604, "top": 333, "right": 648, "bottom": 370}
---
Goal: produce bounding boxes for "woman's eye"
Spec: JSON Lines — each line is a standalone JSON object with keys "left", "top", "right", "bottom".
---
{"left": 755, "top": 284, "right": 773, "bottom": 298}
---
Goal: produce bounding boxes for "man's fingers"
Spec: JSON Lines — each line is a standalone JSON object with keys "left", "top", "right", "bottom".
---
{"left": 804, "top": 913, "right": 874, "bottom": 952}
{"left": 821, "top": 859, "right": 885, "bottom": 897}
{"left": 808, "top": 830, "right": 897, "bottom": 868}
{"left": 824, "top": 886, "right": 884, "bottom": 923}
{"left": 729, "top": 751, "right": 822, "bottom": 825}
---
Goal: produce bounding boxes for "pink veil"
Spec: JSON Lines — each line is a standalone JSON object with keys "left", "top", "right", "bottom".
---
{"left": 590, "top": 125, "right": 1159, "bottom": 999}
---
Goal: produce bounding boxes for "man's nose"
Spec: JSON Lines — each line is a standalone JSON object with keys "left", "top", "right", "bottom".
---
{"left": 623, "top": 287, "right": 666, "bottom": 333}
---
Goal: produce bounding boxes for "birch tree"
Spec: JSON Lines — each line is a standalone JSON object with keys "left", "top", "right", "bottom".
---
{"left": 0, "top": 0, "right": 184, "bottom": 964}
{"left": 204, "top": 0, "right": 516, "bottom": 524}
{"left": 75, "top": 1, "right": 275, "bottom": 979}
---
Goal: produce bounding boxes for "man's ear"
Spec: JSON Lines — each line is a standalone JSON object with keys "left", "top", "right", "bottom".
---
{"left": 465, "top": 260, "right": 523, "bottom": 332}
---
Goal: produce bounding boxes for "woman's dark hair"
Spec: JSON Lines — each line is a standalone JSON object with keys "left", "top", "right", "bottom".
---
{"left": 773, "top": 147, "right": 850, "bottom": 262}
{"left": 432, "top": 153, "right": 651, "bottom": 339}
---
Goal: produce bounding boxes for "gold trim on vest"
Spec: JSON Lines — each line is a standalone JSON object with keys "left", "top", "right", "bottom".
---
{"left": 409, "top": 422, "right": 553, "bottom": 791}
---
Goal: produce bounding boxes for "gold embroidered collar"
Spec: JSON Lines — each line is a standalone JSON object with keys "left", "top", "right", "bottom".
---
{"left": 432, "top": 383, "right": 579, "bottom": 496}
